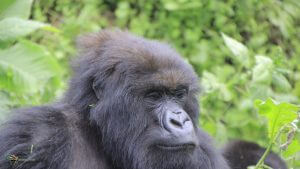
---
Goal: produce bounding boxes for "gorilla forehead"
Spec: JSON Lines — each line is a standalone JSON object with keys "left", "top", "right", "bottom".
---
{"left": 78, "top": 29, "right": 199, "bottom": 90}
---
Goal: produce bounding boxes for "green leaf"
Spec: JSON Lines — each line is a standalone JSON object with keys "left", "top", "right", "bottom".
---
{"left": 163, "top": 1, "right": 180, "bottom": 10}
{"left": 252, "top": 55, "right": 273, "bottom": 85}
{"left": 0, "top": 0, "right": 16, "bottom": 16}
{"left": 221, "top": 32, "right": 250, "bottom": 67}
{"left": 272, "top": 72, "right": 292, "bottom": 92}
{"left": 0, "top": 0, "right": 33, "bottom": 19}
{"left": 283, "top": 140, "right": 300, "bottom": 158}
{"left": 202, "top": 71, "right": 232, "bottom": 101}
{"left": 255, "top": 98, "right": 298, "bottom": 139}
{"left": 0, "top": 40, "right": 61, "bottom": 94}
{"left": 249, "top": 84, "right": 272, "bottom": 100}
{"left": 0, "top": 17, "right": 58, "bottom": 41}
{"left": 115, "top": 2, "right": 130, "bottom": 19}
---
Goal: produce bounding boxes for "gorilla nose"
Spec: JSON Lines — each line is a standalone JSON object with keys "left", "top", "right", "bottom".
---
{"left": 163, "top": 109, "right": 194, "bottom": 135}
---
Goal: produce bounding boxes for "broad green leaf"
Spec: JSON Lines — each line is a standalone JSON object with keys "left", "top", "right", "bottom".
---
{"left": 221, "top": 32, "right": 250, "bottom": 67}
{"left": 272, "top": 72, "right": 292, "bottom": 92}
{"left": 283, "top": 140, "right": 300, "bottom": 157}
{"left": 249, "top": 84, "right": 272, "bottom": 100}
{"left": 0, "top": 17, "right": 58, "bottom": 41}
{"left": 0, "top": 40, "right": 61, "bottom": 93}
{"left": 255, "top": 98, "right": 298, "bottom": 138}
{"left": 0, "top": 0, "right": 33, "bottom": 19}
{"left": 0, "top": 0, "right": 16, "bottom": 16}
{"left": 202, "top": 71, "right": 232, "bottom": 101}
{"left": 252, "top": 55, "right": 273, "bottom": 85}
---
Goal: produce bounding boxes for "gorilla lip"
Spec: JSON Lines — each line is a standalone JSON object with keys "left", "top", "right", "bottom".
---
{"left": 156, "top": 143, "right": 196, "bottom": 151}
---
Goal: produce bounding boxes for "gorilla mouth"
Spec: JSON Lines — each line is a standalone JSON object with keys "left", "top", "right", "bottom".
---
{"left": 156, "top": 143, "right": 196, "bottom": 151}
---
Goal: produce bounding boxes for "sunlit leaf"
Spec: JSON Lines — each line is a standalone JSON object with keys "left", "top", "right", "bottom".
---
{"left": 283, "top": 140, "right": 300, "bottom": 158}
{"left": 255, "top": 98, "right": 298, "bottom": 138}
{"left": 252, "top": 55, "right": 273, "bottom": 85}
{"left": 0, "top": 0, "right": 16, "bottom": 16}
{"left": 163, "top": 1, "right": 180, "bottom": 10}
{"left": 0, "top": 0, "right": 33, "bottom": 19}
{"left": 0, "top": 40, "right": 61, "bottom": 93}
{"left": 0, "top": 17, "right": 58, "bottom": 41}
{"left": 221, "top": 32, "right": 250, "bottom": 67}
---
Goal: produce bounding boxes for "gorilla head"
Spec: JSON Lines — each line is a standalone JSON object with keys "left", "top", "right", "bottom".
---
{"left": 65, "top": 30, "right": 228, "bottom": 169}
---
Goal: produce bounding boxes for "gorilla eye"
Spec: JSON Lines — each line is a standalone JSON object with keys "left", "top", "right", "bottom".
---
{"left": 174, "top": 88, "right": 187, "bottom": 99}
{"left": 145, "top": 90, "right": 163, "bottom": 100}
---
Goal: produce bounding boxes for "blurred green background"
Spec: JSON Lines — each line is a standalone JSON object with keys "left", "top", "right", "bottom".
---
{"left": 0, "top": 0, "right": 299, "bottom": 167}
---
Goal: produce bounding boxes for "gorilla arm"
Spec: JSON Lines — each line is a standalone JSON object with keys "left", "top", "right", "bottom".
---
{"left": 0, "top": 106, "right": 71, "bottom": 169}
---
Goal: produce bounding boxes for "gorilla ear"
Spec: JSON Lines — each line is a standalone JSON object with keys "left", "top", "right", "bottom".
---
{"left": 92, "top": 80, "right": 101, "bottom": 100}
{"left": 91, "top": 65, "right": 116, "bottom": 100}
{"left": 74, "top": 29, "right": 126, "bottom": 100}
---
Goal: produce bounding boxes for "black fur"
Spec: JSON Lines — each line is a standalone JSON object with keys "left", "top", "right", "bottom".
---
{"left": 223, "top": 140, "right": 287, "bottom": 169}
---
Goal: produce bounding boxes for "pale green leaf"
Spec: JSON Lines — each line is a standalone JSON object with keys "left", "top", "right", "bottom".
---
{"left": 164, "top": 2, "right": 180, "bottom": 10}
{"left": 249, "top": 84, "right": 272, "bottom": 100}
{"left": 272, "top": 72, "right": 292, "bottom": 92}
{"left": 0, "top": 17, "right": 57, "bottom": 41}
{"left": 283, "top": 140, "right": 300, "bottom": 157}
{"left": 0, "top": 0, "right": 33, "bottom": 19}
{"left": 221, "top": 32, "right": 250, "bottom": 67}
{"left": 255, "top": 98, "right": 298, "bottom": 139}
{"left": 0, "top": 0, "right": 17, "bottom": 16}
{"left": 252, "top": 55, "right": 273, "bottom": 85}
{"left": 0, "top": 40, "right": 61, "bottom": 93}
{"left": 202, "top": 71, "right": 232, "bottom": 101}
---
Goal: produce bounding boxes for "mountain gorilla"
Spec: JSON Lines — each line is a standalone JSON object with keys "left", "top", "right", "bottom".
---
{"left": 0, "top": 30, "right": 286, "bottom": 169}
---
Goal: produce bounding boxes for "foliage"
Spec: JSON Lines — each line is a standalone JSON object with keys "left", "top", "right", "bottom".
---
{"left": 0, "top": 0, "right": 63, "bottom": 121}
{"left": 0, "top": 0, "right": 300, "bottom": 167}
{"left": 254, "top": 99, "right": 299, "bottom": 169}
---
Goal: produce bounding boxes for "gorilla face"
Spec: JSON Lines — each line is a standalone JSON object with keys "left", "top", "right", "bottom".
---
{"left": 70, "top": 30, "right": 226, "bottom": 169}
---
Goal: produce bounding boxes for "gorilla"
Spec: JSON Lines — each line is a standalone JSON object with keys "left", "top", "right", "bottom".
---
{"left": 223, "top": 140, "right": 287, "bottom": 169}
{"left": 0, "top": 30, "right": 286, "bottom": 169}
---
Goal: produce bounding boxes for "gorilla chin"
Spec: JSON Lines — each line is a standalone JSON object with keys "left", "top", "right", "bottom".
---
{"left": 142, "top": 129, "right": 223, "bottom": 169}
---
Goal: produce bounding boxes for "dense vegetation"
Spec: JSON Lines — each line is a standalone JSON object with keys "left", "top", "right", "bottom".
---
{"left": 0, "top": 0, "right": 299, "bottom": 168}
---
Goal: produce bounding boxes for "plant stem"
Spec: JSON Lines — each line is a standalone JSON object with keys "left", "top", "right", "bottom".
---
{"left": 254, "top": 142, "right": 273, "bottom": 169}
{"left": 254, "top": 127, "right": 285, "bottom": 169}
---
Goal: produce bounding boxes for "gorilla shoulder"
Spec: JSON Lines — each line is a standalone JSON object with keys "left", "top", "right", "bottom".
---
{"left": 0, "top": 106, "right": 71, "bottom": 169}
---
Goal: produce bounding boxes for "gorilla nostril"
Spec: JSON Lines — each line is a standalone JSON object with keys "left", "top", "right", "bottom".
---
{"left": 183, "top": 117, "right": 190, "bottom": 124}
{"left": 170, "top": 119, "right": 183, "bottom": 128}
